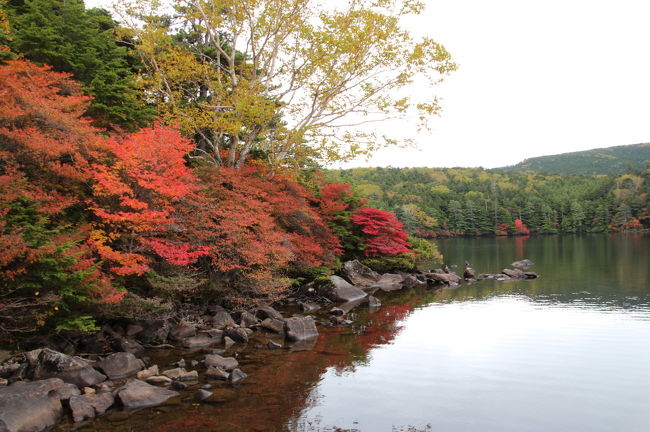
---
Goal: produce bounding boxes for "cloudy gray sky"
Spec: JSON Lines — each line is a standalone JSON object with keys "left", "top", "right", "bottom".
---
{"left": 347, "top": 0, "right": 650, "bottom": 169}
{"left": 88, "top": 0, "right": 650, "bottom": 169}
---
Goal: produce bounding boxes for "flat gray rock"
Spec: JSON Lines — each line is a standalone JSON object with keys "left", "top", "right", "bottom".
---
{"left": 0, "top": 378, "right": 65, "bottom": 432}
{"left": 204, "top": 354, "right": 238, "bottom": 371}
{"left": 97, "top": 352, "right": 143, "bottom": 380}
{"left": 318, "top": 276, "right": 367, "bottom": 302}
{"left": 116, "top": 379, "right": 178, "bottom": 410}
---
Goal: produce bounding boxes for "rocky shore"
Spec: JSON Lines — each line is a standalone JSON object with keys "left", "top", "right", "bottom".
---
{"left": 0, "top": 260, "right": 537, "bottom": 432}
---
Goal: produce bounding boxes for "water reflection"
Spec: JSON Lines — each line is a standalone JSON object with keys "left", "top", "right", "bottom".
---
{"left": 71, "top": 234, "right": 650, "bottom": 432}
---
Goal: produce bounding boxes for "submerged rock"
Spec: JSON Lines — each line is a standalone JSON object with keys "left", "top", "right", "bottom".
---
{"left": 228, "top": 368, "right": 247, "bottom": 386}
{"left": 368, "top": 296, "right": 382, "bottom": 308}
{"left": 205, "top": 366, "right": 229, "bottom": 381}
{"left": 511, "top": 259, "right": 534, "bottom": 268}
{"left": 194, "top": 389, "right": 212, "bottom": 402}
{"left": 267, "top": 341, "right": 282, "bottom": 350}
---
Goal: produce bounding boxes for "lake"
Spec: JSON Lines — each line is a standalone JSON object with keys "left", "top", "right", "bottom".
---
{"left": 70, "top": 233, "right": 650, "bottom": 432}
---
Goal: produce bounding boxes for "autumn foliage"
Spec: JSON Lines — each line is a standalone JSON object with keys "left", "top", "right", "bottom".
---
{"left": 350, "top": 208, "right": 412, "bottom": 257}
{"left": 513, "top": 218, "right": 531, "bottom": 236}
{"left": 0, "top": 58, "right": 411, "bottom": 334}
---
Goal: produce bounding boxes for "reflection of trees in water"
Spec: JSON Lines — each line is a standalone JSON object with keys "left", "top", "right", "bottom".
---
{"left": 437, "top": 233, "right": 650, "bottom": 309}
{"left": 80, "top": 235, "right": 649, "bottom": 432}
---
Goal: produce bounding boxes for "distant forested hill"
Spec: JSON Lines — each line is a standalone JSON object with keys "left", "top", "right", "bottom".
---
{"left": 325, "top": 167, "right": 650, "bottom": 237}
{"left": 502, "top": 143, "right": 650, "bottom": 175}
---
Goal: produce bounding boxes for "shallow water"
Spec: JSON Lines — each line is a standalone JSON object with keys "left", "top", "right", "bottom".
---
{"left": 66, "top": 234, "right": 650, "bottom": 432}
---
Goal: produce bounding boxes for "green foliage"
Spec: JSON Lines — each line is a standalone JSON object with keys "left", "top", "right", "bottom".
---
{"left": 3, "top": 0, "right": 154, "bottom": 129}
{"left": 55, "top": 315, "right": 99, "bottom": 333}
{"left": 286, "top": 265, "right": 336, "bottom": 288}
{"left": 503, "top": 143, "right": 650, "bottom": 175}
{"left": 327, "top": 166, "right": 650, "bottom": 236}
{"left": 361, "top": 255, "right": 416, "bottom": 273}
{"left": 1, "top": 199, "right": 102, "bottom": 332}
{"left": 409, "top": 236, "right": 443, "bottom": 264}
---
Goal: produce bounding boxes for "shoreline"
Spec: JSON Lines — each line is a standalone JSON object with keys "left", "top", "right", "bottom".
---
{"left": 0, "top": 261, "right": 538, "bottom": 432}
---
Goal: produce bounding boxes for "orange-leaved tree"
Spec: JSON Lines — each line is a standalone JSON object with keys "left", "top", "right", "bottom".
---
{"left": 0, "top": 59, "right": 119, "bottom": 334}
{"left": 88, "top": 124, "right": 211, "bottom": 278}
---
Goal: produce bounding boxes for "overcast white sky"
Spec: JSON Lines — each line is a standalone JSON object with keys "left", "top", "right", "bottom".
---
{"left": 347, "top": 0, "right": 650, "bottom": 168}
{"left": 89, "top": 0, "right": 650, "bottom": 169}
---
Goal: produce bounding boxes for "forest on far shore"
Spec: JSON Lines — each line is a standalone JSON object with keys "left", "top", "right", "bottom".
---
{"left": 327, "top": 166, "right": 650, "bottom": 237}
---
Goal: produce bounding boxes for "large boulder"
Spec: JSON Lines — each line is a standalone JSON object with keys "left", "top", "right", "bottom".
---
{"left": 0, "top": 378, "right": 65, "bottom": 432}
{"left": 116, "top": 379, "right": 178, "bottom": 410}
{"left": 342, "top": 260, "right": 381, "bottom": 286}
{"left": 317, "top": 276, "right": 367, "bottom": 302}
{"left": 69, "top": 392, "right": 114, "bottom": 422}
{"left": 204, "top": 354, "right": 238, "bottom": 371}
{"left": 32, "top": 349, "right": 106, "bottom": 388}
{"left": 284, "top": 316, "right": 318, "bottom": 342}
{"left": 97, "top": 352, "right": 144, "bottom": 380}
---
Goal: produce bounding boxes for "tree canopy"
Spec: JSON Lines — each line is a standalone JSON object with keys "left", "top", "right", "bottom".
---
{"left": 117, "top": 0, "right": 456, "bottom": 167}
{"left": 2, "top": 0, "right": 154, "bottom": 129}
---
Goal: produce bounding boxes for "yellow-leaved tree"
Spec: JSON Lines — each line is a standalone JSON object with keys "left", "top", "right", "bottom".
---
{"left": 118, "top": 0, "right": 456, "bottom": 167}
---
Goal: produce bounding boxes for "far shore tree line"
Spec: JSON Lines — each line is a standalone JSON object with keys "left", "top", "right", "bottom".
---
{"left": 328, "top": 167, "right": 650, "bottom": 237}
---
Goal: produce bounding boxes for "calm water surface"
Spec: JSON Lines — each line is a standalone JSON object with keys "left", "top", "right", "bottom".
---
{"left": 73, "top": 234, "right": 650, "bottom": 432}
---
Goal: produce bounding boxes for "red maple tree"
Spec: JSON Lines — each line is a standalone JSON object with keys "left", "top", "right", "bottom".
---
{"left": 350, "top": 207, "right": 412, "bottom": 257}
{"left": 513, "top": 218, "right": 530, "bottom": 235}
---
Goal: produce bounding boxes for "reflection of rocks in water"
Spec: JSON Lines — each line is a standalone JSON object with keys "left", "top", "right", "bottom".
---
{"left": 287, "top": 337, "right": 318, "bottom": 352}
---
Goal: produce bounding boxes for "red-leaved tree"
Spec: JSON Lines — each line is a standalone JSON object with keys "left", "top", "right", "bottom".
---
{"left": 89, "top": 124, "right": 211, "bottom": 276}
{"left": 0, "top": 59, "right": 120, "bottom": 333}
{"left": 513, "top": 218, "right": 530, "bottom": 236}
{"left": 350, "top": 207, "right": 412, "bottom": 257}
